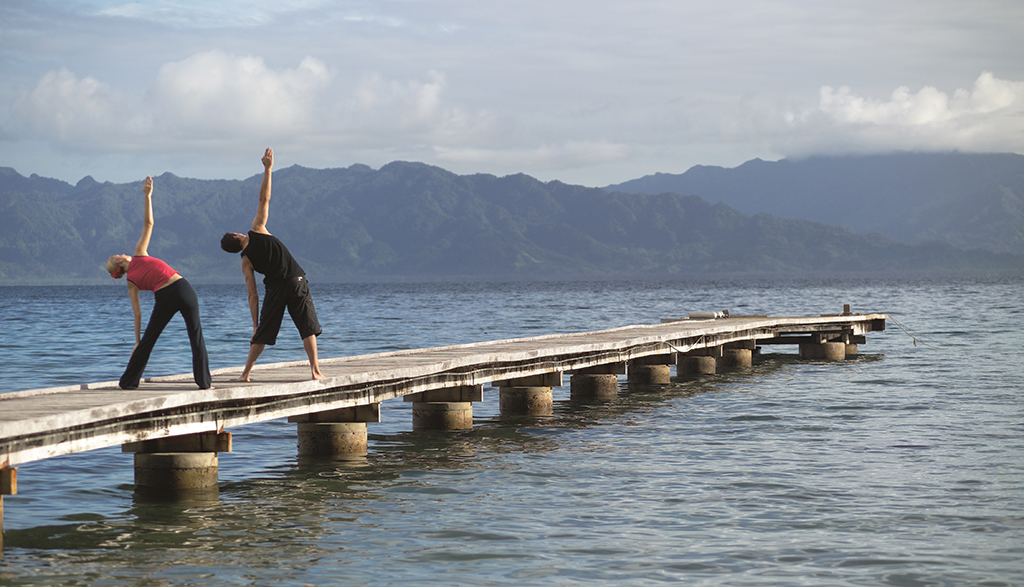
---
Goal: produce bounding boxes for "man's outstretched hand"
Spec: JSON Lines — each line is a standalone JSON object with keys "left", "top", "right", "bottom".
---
{"left": 262, "top": 147, "right": 274, "bottom": 170}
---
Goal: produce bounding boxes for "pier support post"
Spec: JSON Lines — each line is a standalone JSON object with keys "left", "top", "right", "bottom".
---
{"left": 678, "top": 354, "right": 717, "bottom": 375}
{"left": 718, "top": 341, "right": 754, "bottom": 370}
{"left": 799, "top": 342, "right": 846, "bottom": 360}
{"left": 570, "top": 364, "right": 623, "bottom": 400}
{"left": 629, "top": 365, "right": 670, "bottom": 384}
{"left": 407, "top": 385, "right": 482, "bottom": 430}
{"left": 123, "top": 432, "right": 230, "bottom": 496}
{"left": 290, "top": 404, "right": 380, "bottom": 456}
{"left": 628, "top": 354, "right": 674, "bottom": 384}
{"left": 493, "top": 374, "right": 560, "bottom": 416}
{"left": 296, "top": 423, "right": 367, "bottom": 455}
{"left": 412, "top": 402, "right": 474, "bottom": 430}
{"left": 134, "top": 452, "right": 219, "bottom": 491}
{"left": 570, "top": 374, "right": 619, "bottom": 399}
{"left": 719, "top": 348, "right": 752, "bottom": 369}
{"left": 845, "top": 343, "right": 859, "bottom": 357}
{"left": 1, "top": 466, "right": 14, "bottom": 552}
{"left": 499, "top": 387, "right": 554, "bottom": 415}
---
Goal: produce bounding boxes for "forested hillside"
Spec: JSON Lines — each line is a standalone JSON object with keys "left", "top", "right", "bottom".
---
{"left": 1, "top": 160, "right": 1021, "bottom": 285}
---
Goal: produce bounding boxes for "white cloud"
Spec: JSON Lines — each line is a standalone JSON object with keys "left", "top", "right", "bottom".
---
{"left": 152, "top": 50, "right": 332, "bottom": 138}
{"left": 11, "top": 51, "right": 335, "bottom": 148}
{"left": 782, "top": 72, "right": 1024, "bottom": 155}
{"left": 348, "top": 70, "right": 494, "bottom": 144}
{"left": 6, "top": 50, "right": 495, "bottom": 160}
{"left": 12, "top": 68, "right": 147, "bottom": 145}
{"left": 819, "top": 72, "right": 1023, "bottom": 126}
{"left": 354, "top": 70, "right": 445, "bottom": 122}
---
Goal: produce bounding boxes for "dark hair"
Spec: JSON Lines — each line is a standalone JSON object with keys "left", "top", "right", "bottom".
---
{"left": 221, "top": 232, "right": 243, "bottom": 253}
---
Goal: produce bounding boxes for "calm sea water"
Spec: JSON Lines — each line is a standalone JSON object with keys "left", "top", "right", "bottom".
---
{"left": 1, "top": 278, "right": 1022, "bottom": 586}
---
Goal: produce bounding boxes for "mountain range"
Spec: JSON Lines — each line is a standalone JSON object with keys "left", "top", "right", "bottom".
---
{"left": 1, "top": 152, "right": 1022, "bottom": 285}
{"left": 606, "top": 152, "right": 1024, "bottom": 255}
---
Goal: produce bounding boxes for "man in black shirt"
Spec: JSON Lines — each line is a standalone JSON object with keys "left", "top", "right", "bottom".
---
{"left": 220, "top": 148, "right": 324, "bottom": 382}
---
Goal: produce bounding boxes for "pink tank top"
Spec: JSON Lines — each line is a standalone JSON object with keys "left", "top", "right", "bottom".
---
{"left": 126, "top": 256, "right": 178, "bottom": 291}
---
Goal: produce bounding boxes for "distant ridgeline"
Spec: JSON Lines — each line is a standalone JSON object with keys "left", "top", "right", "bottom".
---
{"left": 606, "top": 152, "right": 1024, "bottom": 256}
{"left": 1, "top": 153, "right": 1022, "bottom": 284}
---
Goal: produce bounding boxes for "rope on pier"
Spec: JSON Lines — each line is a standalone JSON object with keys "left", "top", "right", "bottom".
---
{"left": 664, "top": 335, "right": 705, "bottom": 355}
{"left": 887, "top": 314, "right": 945, "bottom": 348}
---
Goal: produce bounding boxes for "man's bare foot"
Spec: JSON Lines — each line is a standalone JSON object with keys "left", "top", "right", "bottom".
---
{"left": 237, "top": 374, "right": 251, "bottom": 382}
{"left": 311, "top": 370, "right": 324, "bottom": 380}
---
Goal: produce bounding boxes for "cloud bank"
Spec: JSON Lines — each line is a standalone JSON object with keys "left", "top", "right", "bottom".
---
{"left": 782, "top": 72, "right": 1024, "bottom": 156}
{"left": 12, "top": 51, "right": 333, "bottom": 147}
{"left": 2, "top": 1, "right": 1022, "bottom": 185}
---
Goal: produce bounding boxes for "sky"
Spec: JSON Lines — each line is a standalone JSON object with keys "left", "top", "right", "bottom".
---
{"left": 1, "top": 0, "right": 1022, "bottom": 187}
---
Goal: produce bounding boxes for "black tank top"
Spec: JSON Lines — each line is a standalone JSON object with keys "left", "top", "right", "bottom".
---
{"left": 242, "top": 231, "right": 305, "bottom": 284}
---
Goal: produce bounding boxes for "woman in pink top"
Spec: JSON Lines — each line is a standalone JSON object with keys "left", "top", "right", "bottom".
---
{"left": 105, "top": 176, "right": 212, "bottom": 389}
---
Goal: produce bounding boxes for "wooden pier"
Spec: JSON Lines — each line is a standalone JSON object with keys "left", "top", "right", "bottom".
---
{"left": 1, "top": 308, "right": 885, "bottom": 546}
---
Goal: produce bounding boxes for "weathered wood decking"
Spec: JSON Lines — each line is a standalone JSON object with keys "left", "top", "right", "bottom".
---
{"left": 1, "top": 312, "right": 886, "bottom": 469}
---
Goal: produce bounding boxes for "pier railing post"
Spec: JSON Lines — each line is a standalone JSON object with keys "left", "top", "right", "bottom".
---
{"left": 406, "top": 386, "right": 482, "bottom": 430}
{"left": 290, "top": 404, "right": 380, "bottom": 456}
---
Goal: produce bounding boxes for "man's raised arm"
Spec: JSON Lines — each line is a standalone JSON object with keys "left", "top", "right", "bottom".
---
{"left": 251, "top": 147, "right": 273, "bottom": 234}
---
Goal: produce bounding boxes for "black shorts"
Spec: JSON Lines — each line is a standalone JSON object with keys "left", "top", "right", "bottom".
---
{"left": 252, "top": 277, "right": 322, "bottom": 346}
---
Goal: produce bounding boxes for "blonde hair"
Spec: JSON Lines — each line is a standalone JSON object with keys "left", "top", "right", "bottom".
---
{"left": 106, "top": 255, "right": 125, "bottom": 278}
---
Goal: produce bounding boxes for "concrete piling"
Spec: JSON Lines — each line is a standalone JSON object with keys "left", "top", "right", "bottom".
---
{"left": 133, "top": 452, "right": 219, "bottom": 491}
{"left": 679, "top": 355, "right": 717, "bottom": 375}
{"left": 570, "top": 373, "right": 620, "bottom": 399}
{"left": 406, "top": 386, "right": 481, "bottom": 430}
{"left": 499, "top": 386, "right": 554, "bottom": 415}
{"left": 297, "top": 422, "right": 368, "bottom": 455}
{"left": 412, "top": 402, "right": 474, "bottom": 430}
{"left": 719, "top": 348, "right": 753, "bottom": 369}
{"left": 628, "top": 355, "right": 674, "bottom": 384}
{"left": 122, "top": 432, "right": 230, "bottom": 497}
{"left": 628, "top": 364, "right": 671, "bottom": 384}
{"left": 799, "top": 342, "right": 847, "bottom": 360}
{"left": 290, "top": 405, "right": 380, "bottom": 456}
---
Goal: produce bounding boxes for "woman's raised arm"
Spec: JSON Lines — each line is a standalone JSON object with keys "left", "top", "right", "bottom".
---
{"left": 134, "top": 176, "right": 154, "bottom": 257}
